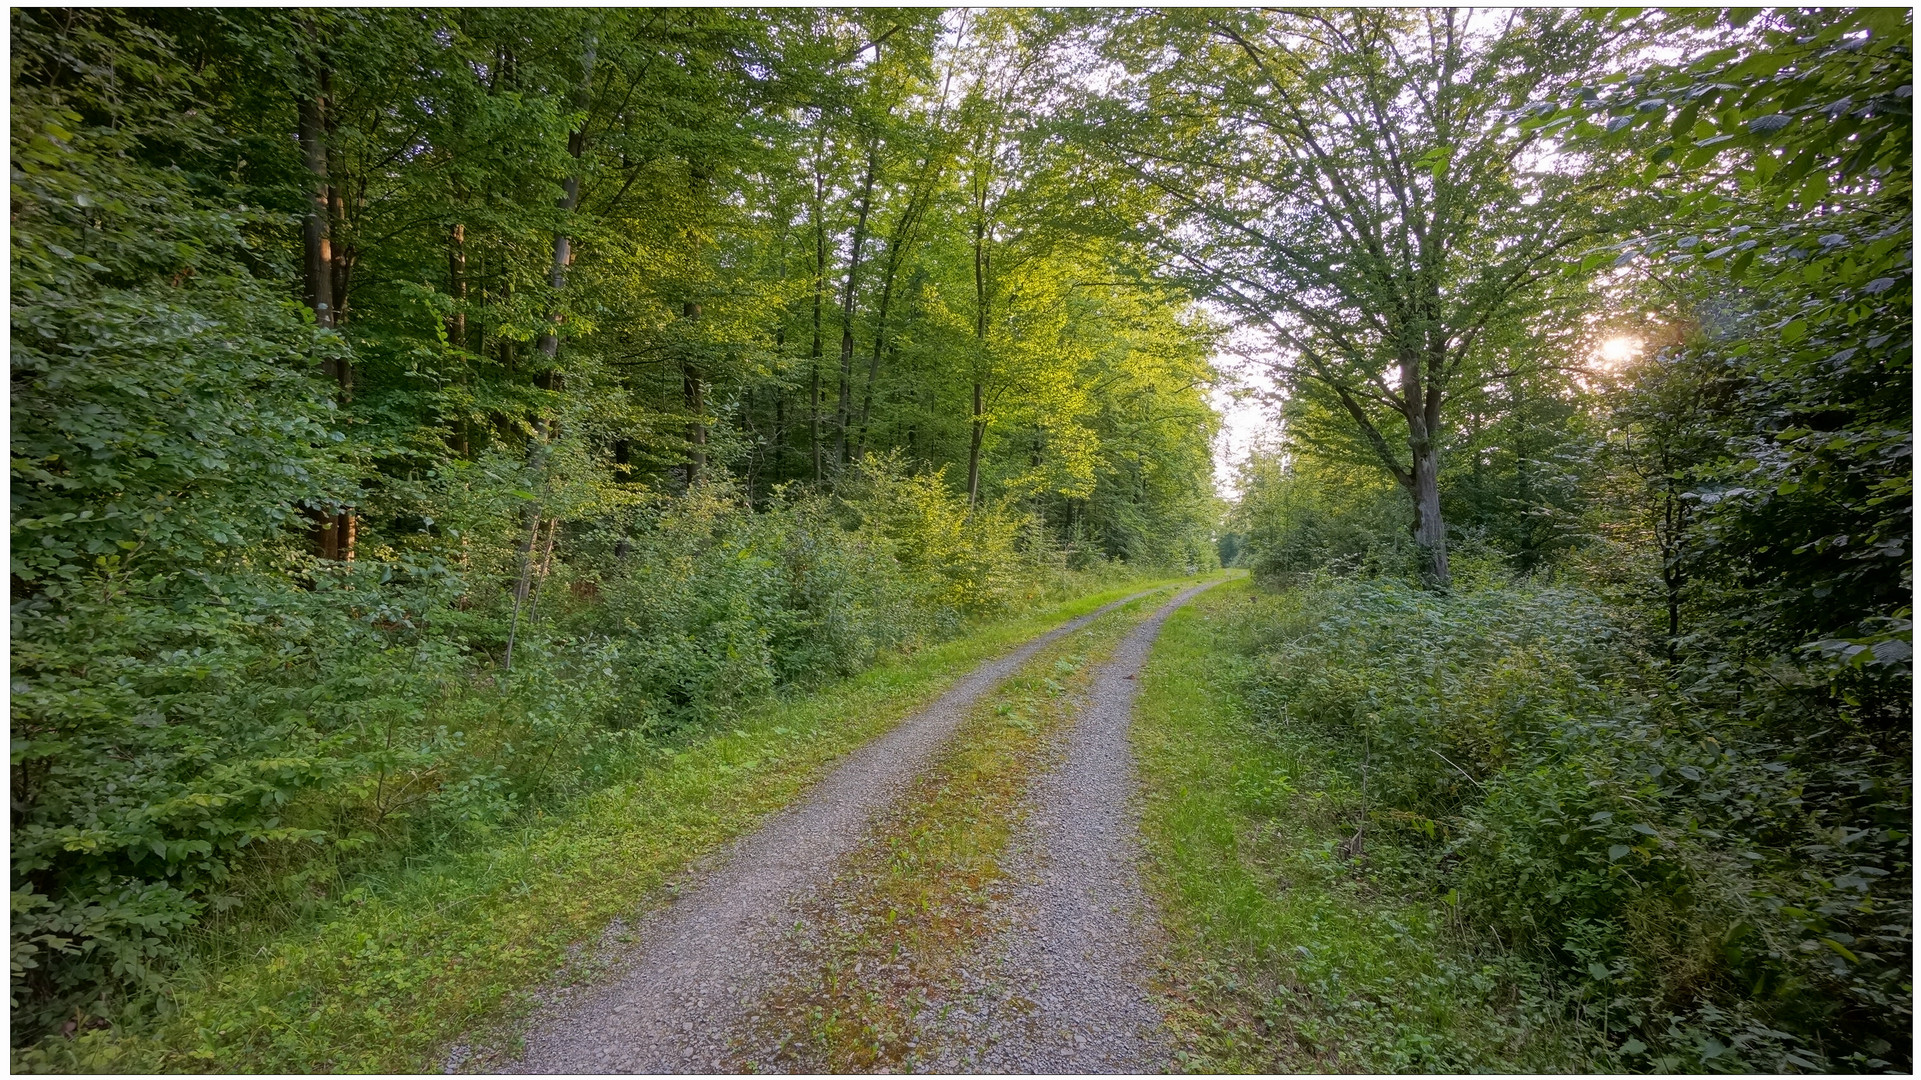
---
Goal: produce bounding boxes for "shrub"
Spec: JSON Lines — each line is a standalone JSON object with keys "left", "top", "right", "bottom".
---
{"left": 1239, "top": 577, "right": 1911, "bottom": 1071}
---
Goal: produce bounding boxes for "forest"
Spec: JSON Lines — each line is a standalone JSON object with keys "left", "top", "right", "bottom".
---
{"left": 10, "top": 6, "right": 1911, "bottom": 1074}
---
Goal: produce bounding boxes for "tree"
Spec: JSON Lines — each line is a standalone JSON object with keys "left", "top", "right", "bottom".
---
{"left": 1076, "top": 9, "right": 1624, "bottom": 585}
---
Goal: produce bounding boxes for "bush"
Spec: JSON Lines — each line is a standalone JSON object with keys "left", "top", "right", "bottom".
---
{"left": 1239, "top": 577, "right": 1911, "bottom": 1071}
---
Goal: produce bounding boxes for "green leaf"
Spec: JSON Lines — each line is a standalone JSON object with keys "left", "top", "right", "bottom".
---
{"left": 1820, "top": 937, "right": 1861, "bottom": 964}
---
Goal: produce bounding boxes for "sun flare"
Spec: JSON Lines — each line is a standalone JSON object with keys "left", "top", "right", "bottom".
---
{"left": 1596, "top": 335, "right": 1643, "bottom": 368}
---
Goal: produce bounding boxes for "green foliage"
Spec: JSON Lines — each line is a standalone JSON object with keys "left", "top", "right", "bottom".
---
{"left": 1230, "top": 449, "right": 1413, "bottom": 584}
{"left": 1136, "top": 582, "right": 1602, "bottom": 1073}
{"left": 8, "top": 8, "right": 1216, "bottom": 1054}
{"left": 1239, "top": 577, "right": 1910, "bottom": 1071}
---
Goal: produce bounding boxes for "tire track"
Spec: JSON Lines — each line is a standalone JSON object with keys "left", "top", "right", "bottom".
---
{"left": 914, "top": 578, "right": 1224, "bottom": 1073}
{"left": 492, "top": 586, "right": 1175, "bottom": 1074}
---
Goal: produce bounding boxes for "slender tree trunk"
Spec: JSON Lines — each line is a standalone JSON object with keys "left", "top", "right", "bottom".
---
{"left": 968, "top": 191, "right": 990, "bottom": 510}
{"left": 836, "top": 139, "right": 879, "bottom": 466}
{"left": 967, "top": 381, "right": 985, "bottom": 509}
{"left": 809, "top": 158, "right": 826, "bottom": 484}
{"left": 525, "top": 516, "right": 562, "bottom": 624}
{"left": 855, "top": 229, "right": 910, "bottom": 462}
{"left": 509, "top": 30, "right": 596, "bottom": 671}
{"left": 299, "top": 71, "right": 353, "bottom": 562}
{"left": 503, "top": 511, "right": 545, "bottom": 671}
{"left": 449, "top": 223, "right": 470, "bottom": 458}
{"left": 538, "top": 35, "right": 597, "bottom": 362}
{"left": 683, "top": 301, "right": 705, "bottom": 485}
{"left": 448, "top": 223, "right": 468, "bottom": 351}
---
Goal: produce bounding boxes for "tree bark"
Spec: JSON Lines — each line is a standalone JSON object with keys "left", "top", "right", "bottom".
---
{"left": 836, "top": 138, "right": 879, "bottom": 466}
{"left": 968, "top": 181, "right": 990, "bottom": 510}
{"left": 809, "top": 151, "right": 827, "bottom": 484}
{"left": 299, "top": 69, "right": 352, "bottom": 562}
{"left": 298, "top": 95, "right": 335, "bottom": 337}
{"left": 967, "top": 381, "right": 985, "bottom": 509}
{"left": 538, "top": 35, "right": 598, "bottom": 362}
{"left": 1408, "top": 431, "right": 1448, "bottom": 587}
{"left": 448, "top": 223, "right": 468, "bottom": 351}
{"left": 683, "top": 301, "right": 705, "bottom": 485}
{"left": 449, "top": 223, "right": 470, "bottom": 458}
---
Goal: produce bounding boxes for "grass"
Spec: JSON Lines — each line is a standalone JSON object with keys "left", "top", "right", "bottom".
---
{"left": 735, "top": 589, "right": 1158, "bottom": 1072}
{"left": 22, "top": 576, "right": 1195, "bottom": 1074}
{"left": 1131, "top": 578, "right": 1603, "bottom": 1073}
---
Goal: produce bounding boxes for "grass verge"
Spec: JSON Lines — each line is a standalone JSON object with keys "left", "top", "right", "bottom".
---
{"left": 25, "top": 577, "right": 1193, "bottom": 1074}
{"left": 733, "top": 589, "right": 1157, "bottom": 1072}
{"left": 1132, "top": 578, "right": 1602, "bottom": 1073}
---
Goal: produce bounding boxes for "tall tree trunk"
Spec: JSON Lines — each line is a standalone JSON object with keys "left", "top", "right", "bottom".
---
{"left": 449, "top": 222, "right": 470, "bottom": 458}
{"left": 770, "top": 324, "right": 787, "bottom": 486}
{"left": 510, "top": 29, "right": 596, "bottom": 671}
{"left": 448, "top": 223, "right": 468, "bottom": 351}
{"left": 299, "top": 69, "right": 353, "bottom": 562}
{"left": 683, "top": 301, "right": 705, "bottom": 485}
{"left": 1404, "top": 410, "right": 1449, "bottom": 588}
{"left": 967, "top": 381, "right": 985, "bottom": 509}
{"left": 538, "top": 35, "right": 598, "bottom": 362}
{"left": 968, "top": 190, "right": 990, "bottom": 510}
{"left": 836, "top": 138, "right": 879, "bottom": 466}
{"left": 809, "top": 155, "right": 826, "bottom": 484}
{"left": 299, "top": 96, "right": 334, "bottom": 338}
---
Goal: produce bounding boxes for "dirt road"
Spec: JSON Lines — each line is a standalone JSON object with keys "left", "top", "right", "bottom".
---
{"left": 497, "top": 586, "right": 1176, "bottom": 1074}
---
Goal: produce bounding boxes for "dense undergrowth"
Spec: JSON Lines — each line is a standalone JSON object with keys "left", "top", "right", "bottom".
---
{"left": 11, "top": 8, "right": 1224, "bottom": 1057}
{"left": 1137, "top": 581, "right": 1603, "bottom": 1073}
{"left": 11, "top": 455, "right": 1153, "bottom": 1058}
{"left": 14, "top": 577, "right": 1175, "bottom": 1075}
{"left": 1228, "top": 575, "right": 1909, "bottom": 1072}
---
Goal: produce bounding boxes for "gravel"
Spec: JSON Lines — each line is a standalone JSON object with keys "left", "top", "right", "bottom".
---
{"left": 913, "top": 579, "right": 1221, "bottom": 1073}
{"left": 492, "top": 587, "right": 1170, "bottom": 1075}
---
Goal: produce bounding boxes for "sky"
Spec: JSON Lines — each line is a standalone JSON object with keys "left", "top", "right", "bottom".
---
{"left": 1209, "top": 346, "right": 1281, "bottom": 503}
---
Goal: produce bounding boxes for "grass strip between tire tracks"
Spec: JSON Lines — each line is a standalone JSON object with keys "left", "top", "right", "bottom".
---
{"left": 730, "top": 592, "right": 1157, "bottom": 1072}
{"left": 39, "top": 578, "right": 1192, "bottom": 1074}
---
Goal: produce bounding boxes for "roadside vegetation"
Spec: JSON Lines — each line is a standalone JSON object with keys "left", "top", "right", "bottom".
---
{"left": 17, "top": 581, "right": 1183, "bottom": 1074}
{"left": 11, "top": 9, "right": 1219, "bottom": 1066}
{"left": 1134, "top": 8, "right": 1907, "bottom": 1075}
{"left": 1137, "top": 581, "right": 1604, "bottom": 1073}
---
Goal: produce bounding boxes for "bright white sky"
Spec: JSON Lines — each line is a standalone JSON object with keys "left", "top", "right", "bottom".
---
{"left": 1210, "top": 346, "right": 1281, "bottom": 503}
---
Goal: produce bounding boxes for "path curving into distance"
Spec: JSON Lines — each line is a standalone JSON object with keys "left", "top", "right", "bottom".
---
{"left": 913, "top": 578, "right": 1224, "bottom": 1073}
{"left": 494, "top": 585, "right": 1176, "bottom": 1075}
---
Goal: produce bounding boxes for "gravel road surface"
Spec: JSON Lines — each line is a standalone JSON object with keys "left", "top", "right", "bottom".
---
{"left": 913, "top": 579, "right": 1221, "bottom": 1073}
{"left": 494, "top": 587, "right": 1170, "bottom": 1074}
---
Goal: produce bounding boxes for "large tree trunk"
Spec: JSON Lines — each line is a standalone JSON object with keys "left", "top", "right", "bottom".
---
{"left": 1404, "top": 412, "right": 1450, "bottom": 588}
